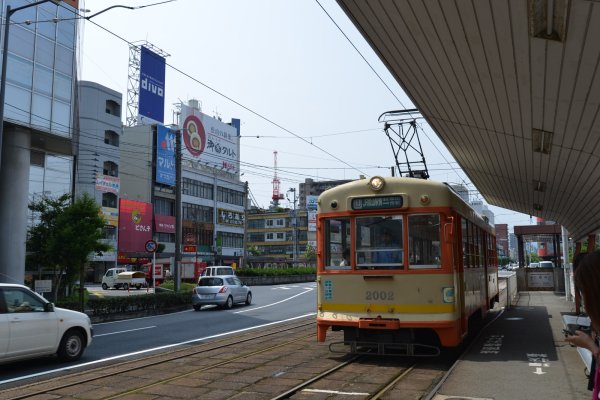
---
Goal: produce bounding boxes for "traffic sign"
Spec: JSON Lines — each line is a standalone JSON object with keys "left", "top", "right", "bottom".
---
{"left": 145, "top": 240, "right": 158, "bottom": 253}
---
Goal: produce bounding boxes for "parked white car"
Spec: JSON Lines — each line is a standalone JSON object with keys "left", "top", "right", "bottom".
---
{"left": 0, "top": 283, "right": 93, "bottom": 364}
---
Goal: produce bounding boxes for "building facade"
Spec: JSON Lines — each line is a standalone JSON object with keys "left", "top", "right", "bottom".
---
{"left": 495, "top": 223, "right": 509, "bottom": 257}
{"left": 0, "top": 1, "right": 80, "bottom": 283}
{"left": 246, "top": 208, "right": 308, "bottom": 266}
{"left": 76, "top": 81, "right": 122, "bottom": 281}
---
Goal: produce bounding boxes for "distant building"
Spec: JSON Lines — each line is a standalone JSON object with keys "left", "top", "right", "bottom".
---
{"left": 508, "top": 232, "right": 517, "bottom": 260}
{"left": 495, "top": 224, "right": 509, "bottom": 257}
{"left": 450, "top": 184, "right": 470, "bottom": 203}
{"left": 76, "top": 81, "right": 123, "bottom": 281}
{"left": 470, "top": 200, "right": 495, "bottom": 225}
{"left": 246, "top": 208, "right": 308, "bottom": 265}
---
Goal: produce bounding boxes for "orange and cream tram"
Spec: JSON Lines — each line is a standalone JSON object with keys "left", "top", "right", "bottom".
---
{"left": 316, "top": 176, "right": 498, "bottom": 355}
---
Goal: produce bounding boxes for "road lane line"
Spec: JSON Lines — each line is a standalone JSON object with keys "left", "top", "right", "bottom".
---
{"left": 94, "top": 326, "right": 157, "bottom": 337}
{"left": 0, "top": 313, "right": 316, "bottom": 385}
{"left": 234, "top": 288, "right": 313, "bottom": 314}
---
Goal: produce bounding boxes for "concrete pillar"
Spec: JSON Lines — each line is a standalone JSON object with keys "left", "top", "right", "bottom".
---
{"left": 0, "top": 126, "right": 31, "bottom": 283}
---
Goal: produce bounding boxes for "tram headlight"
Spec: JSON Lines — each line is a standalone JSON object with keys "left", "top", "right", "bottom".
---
{"left": 369, "top": 176, "right": 385, "bottom": 191}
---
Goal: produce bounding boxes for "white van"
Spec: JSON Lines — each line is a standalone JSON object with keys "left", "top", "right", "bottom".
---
{"left": 539, "top": 261, "right": 555, "bottom": 268}
{"left": 200, "top": 265, "right": 235, "bottom": 278}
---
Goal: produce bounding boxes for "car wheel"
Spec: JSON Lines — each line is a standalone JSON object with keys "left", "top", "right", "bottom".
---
{"left": 135, "top": 284, "right": 142, "bottom": 290}
{"left": 101, "top": 283, "right": 108, "bottom": 290}
{"left": 123, "top": 283, "right": 129, "bottom": 290}
{"left": 224, "top": 296, "right": 233, "bottom": 309}
{"left": 193, "top": 305, "right": 201, "bottom": 311}
{"left": 57, "top": 330, "right": 85, "bottom": 362}
{"left": 245, "top": 292, "right": 252, "bottom": 305}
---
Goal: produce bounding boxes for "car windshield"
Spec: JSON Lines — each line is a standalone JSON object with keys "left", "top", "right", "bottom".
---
{"left": 198, "top": 277, "right": 224, "bottom": 286}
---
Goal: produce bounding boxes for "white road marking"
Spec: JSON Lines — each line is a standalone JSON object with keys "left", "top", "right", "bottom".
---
{"left": 94, "top": 326, "right": 156, "bottom": 337}
{"left": 235, "top": 288, "right": 313, "bottom": 314}
{"left": 0, "top": 313, "right": 316, "bottom": 385}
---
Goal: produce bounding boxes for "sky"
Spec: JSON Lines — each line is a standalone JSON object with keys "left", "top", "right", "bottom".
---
{"left": 78, "top": 0, "right": 534, "bottom": 232}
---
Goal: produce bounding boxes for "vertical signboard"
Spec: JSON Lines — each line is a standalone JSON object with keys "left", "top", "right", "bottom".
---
{"left": 156, "top": 125, "right": 176, "bottom": 185}
{"left": 139, "top": 46, "right": 166, "bottom": 123}
{"left": 118, "top": 199, "right": 153, "bottom": 252}
{"left": 307, "top": 195, "right": 318, "bottom": 232}
{"left": 179, "top": 103, "right": 240, "bottom": 173}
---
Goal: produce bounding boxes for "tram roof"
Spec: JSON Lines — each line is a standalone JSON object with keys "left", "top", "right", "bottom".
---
{"left": 336, "top": 0, "right": 600, "bottom": 241}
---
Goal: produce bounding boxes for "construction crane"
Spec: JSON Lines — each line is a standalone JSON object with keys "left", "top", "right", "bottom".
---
{"left": 271, "top": 151, "right": 284, "bottom": 207}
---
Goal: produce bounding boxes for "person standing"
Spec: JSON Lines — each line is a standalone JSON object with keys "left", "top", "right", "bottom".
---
{"left": 566, "top": 251, "right": 600, "bottom": 399}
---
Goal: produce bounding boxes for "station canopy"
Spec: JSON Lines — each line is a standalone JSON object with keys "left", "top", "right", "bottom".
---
{"left": 336, "top": 0, "right": 600, "bottom": 241}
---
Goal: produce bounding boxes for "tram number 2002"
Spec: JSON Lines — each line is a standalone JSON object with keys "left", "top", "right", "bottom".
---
{"left": 365, "top": 291, "right": 394, "bottom": 301}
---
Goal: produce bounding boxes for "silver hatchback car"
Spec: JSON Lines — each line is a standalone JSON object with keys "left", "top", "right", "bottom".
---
{"left": 192, "top": 275, "right": 252, "bottom": 311}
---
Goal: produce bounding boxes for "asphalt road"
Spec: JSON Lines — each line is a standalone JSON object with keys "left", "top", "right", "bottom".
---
{"left": 0, "top": 282, "right": 317, "bottom": 385}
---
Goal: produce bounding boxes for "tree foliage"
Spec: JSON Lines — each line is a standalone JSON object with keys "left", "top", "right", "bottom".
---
{"left": 27, "top": 193, "right": 109, "bottom": 303}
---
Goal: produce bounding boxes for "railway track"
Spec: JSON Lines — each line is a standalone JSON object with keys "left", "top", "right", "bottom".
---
{"left": 0, "top": 319, "right": 457, "bottom": 400}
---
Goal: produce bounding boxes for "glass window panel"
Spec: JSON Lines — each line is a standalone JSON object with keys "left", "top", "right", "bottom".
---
{"left": 355, "top": 216, "right": 403, "bottom": 270}
{"left": 31, "top": 93, "right": 51, "bottom": 130}
{"left": 53, "top": 72, "right": 71, "bottom": 102}
{"left": 6, "top": 54, "right": 33, "bottom": 88}
{"left": 44, "top": 155, "right": 72, "bottom": 195}
{"left": 37, "top": 2, "right": 58, "bottom": 39}
{"left": 57, "top": 7, "right": 75, "bottom": 47}
{"left": 54, "top": 45, "right": 73, "bottom": 76}
{"left": 33, "top": 64, "right": 52, "bottom": 95}
{"left": 35, "top": 36, "right": 54, "bottom": 68}
{"left": 6, "top": 1, "right": 36, "bottom": 23}
{"left": 8, "top": 25, "right": 34, "bottom": 59}
{"left": 51, "top": 99, "right": 71, "bottom": 136}
{"left": 5, "top": 83, "right": 31, "bottom": 123}
{"left": 408, "top": 214, "right": 441, "bottom": 269}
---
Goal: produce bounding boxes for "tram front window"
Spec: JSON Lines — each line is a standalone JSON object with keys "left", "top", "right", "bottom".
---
{"left": 325, "top": 218, "right": 351, "bottom": 270}
{"left": 355, "top": 216, "right": 403, "bottom": 270}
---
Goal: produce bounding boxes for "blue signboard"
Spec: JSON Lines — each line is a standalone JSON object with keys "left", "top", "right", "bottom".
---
{"left": 156, "top": 125, "right": 176, "bottom": 185}
{"left": 139, "top": 46, "right": 165, "bottom": 123}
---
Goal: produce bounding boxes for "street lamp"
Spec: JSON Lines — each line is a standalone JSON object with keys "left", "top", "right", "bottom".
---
{"left": 0, "top": 0, "right": 61, "bottom": 176}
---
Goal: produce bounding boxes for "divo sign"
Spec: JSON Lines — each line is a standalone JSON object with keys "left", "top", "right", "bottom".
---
{"left": 118, "top": 199, "right": 153, "bottom": 252}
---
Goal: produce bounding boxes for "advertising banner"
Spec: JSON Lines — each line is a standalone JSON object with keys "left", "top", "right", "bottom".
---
{"left": 154, "top": 214, "right": 175, "bottom": 233}
{"left": 308, "top": 210, "right": 317, "bottom": 232}
{"left": 139, "top": 46, "right": 166, "bottom": 123}
{"left": 306, "top": 195, "right": 318, "bottom": 211}
{"left": 156, "top": 125, "right": 176, "bottom": 185}
{"left": 217, "top": 208, "right": 245, "bottom": 226}
{"left": 118, "top": 199, "right": 153, "bottom": 252}
{"left": 179, "top": 103, "right": 240, "bottom": 173}
{"left": 100, "top": 207, "right": 119, "bottom": 227}
{"left": 96, "top": 174, "right": 120, "bottom": 194}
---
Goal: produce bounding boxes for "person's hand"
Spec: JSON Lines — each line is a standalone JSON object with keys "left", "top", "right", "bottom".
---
{"left": 565, "top": 329, "right": 595, "bottom": 351}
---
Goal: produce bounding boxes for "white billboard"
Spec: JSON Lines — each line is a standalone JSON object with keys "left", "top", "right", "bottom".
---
{"left": 179, "top": 103, "right": 240, "bottom": 174}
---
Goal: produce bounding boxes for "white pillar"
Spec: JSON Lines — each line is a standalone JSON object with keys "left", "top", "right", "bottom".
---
{"left": 0, "top": 126, "right": 31, "bottom": 283}
{"left": 561, "top": 225, "right": 571, "bottom": 301}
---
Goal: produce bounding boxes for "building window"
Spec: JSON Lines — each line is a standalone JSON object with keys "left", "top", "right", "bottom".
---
{"left": 217, "top": 232, "right": 243, "bottom": 248}
{"left": 105, "top": 99, "right": 120, "bottom": 117}
{"left": 217, "top": 186, "right": 244, "bottom": 206}
{"left": 102, "top": 193, "right": 117, "bottom": 208}
{"left": 154, "top": 197, "right": 174, "bottom": 216}
{"left": 103, "top": 161, "right": 118, "bottom": 177}
{"left": 182, "top": 203, "right": 213, "bottom": 223}
{"left": 183, "top": 178, "right": 213, "bottom": 199}
{"left": 248, "top": 219, "right": 264, "bottom": 229}
{"left": 155, "top": 232, "right": 174, "bottom": 243}
{"left": 104, "top": 130, "right": 119, "bottom": 147}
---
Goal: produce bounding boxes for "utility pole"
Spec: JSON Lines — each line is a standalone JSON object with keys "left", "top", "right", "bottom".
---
{"left": 243, "top": 181, "right": 249, "bottom": 268}
{"left": 174, "top": 129, "right": 182, "bottom": 291}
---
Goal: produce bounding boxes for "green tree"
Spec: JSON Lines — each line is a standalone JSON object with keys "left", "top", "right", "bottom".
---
{"left": 304, "top": 243, "right": 316, "bottom": 260}
{"left": 27, "top": 193, "right": 109, "bottom": 308}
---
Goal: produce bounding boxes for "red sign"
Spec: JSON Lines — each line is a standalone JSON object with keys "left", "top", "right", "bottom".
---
{"left": 183, "top": 245, "right": 197, "bottom": 253}
{"left": 118, "top": 199, "right": 153, "bottom": 252}
{"left": 154, "top": 214, "right": 175, "bottom": 233}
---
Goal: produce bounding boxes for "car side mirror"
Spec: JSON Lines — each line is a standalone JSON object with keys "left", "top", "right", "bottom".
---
{"left": 44, "top": 302, "right": 55, "bottom": 312}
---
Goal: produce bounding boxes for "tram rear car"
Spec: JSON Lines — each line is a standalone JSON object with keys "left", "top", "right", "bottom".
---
{"left": 316, "top": 176, "right": 498, "bottom": 355}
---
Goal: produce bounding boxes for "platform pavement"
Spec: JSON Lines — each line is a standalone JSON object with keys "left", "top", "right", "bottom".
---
{"left": 432, "top": 291, "right": 592, "bottom": 400}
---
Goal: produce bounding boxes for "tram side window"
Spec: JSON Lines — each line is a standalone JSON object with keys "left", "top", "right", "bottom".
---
{"left": 324, "top": 218, "right": 351, "bottom": 270}
{"left": 462, "top": 219, "right": 469, "bottom": 268}
{"left": 408, "top": 214, "right": 441, "bottom": 269}
{"left": 355, "top": 216, "right": 403, "bottom": 270}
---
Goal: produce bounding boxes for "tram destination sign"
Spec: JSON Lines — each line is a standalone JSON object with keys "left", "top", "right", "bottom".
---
{"left": 351, "top": 196, "right": 403, "bottom": 210}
